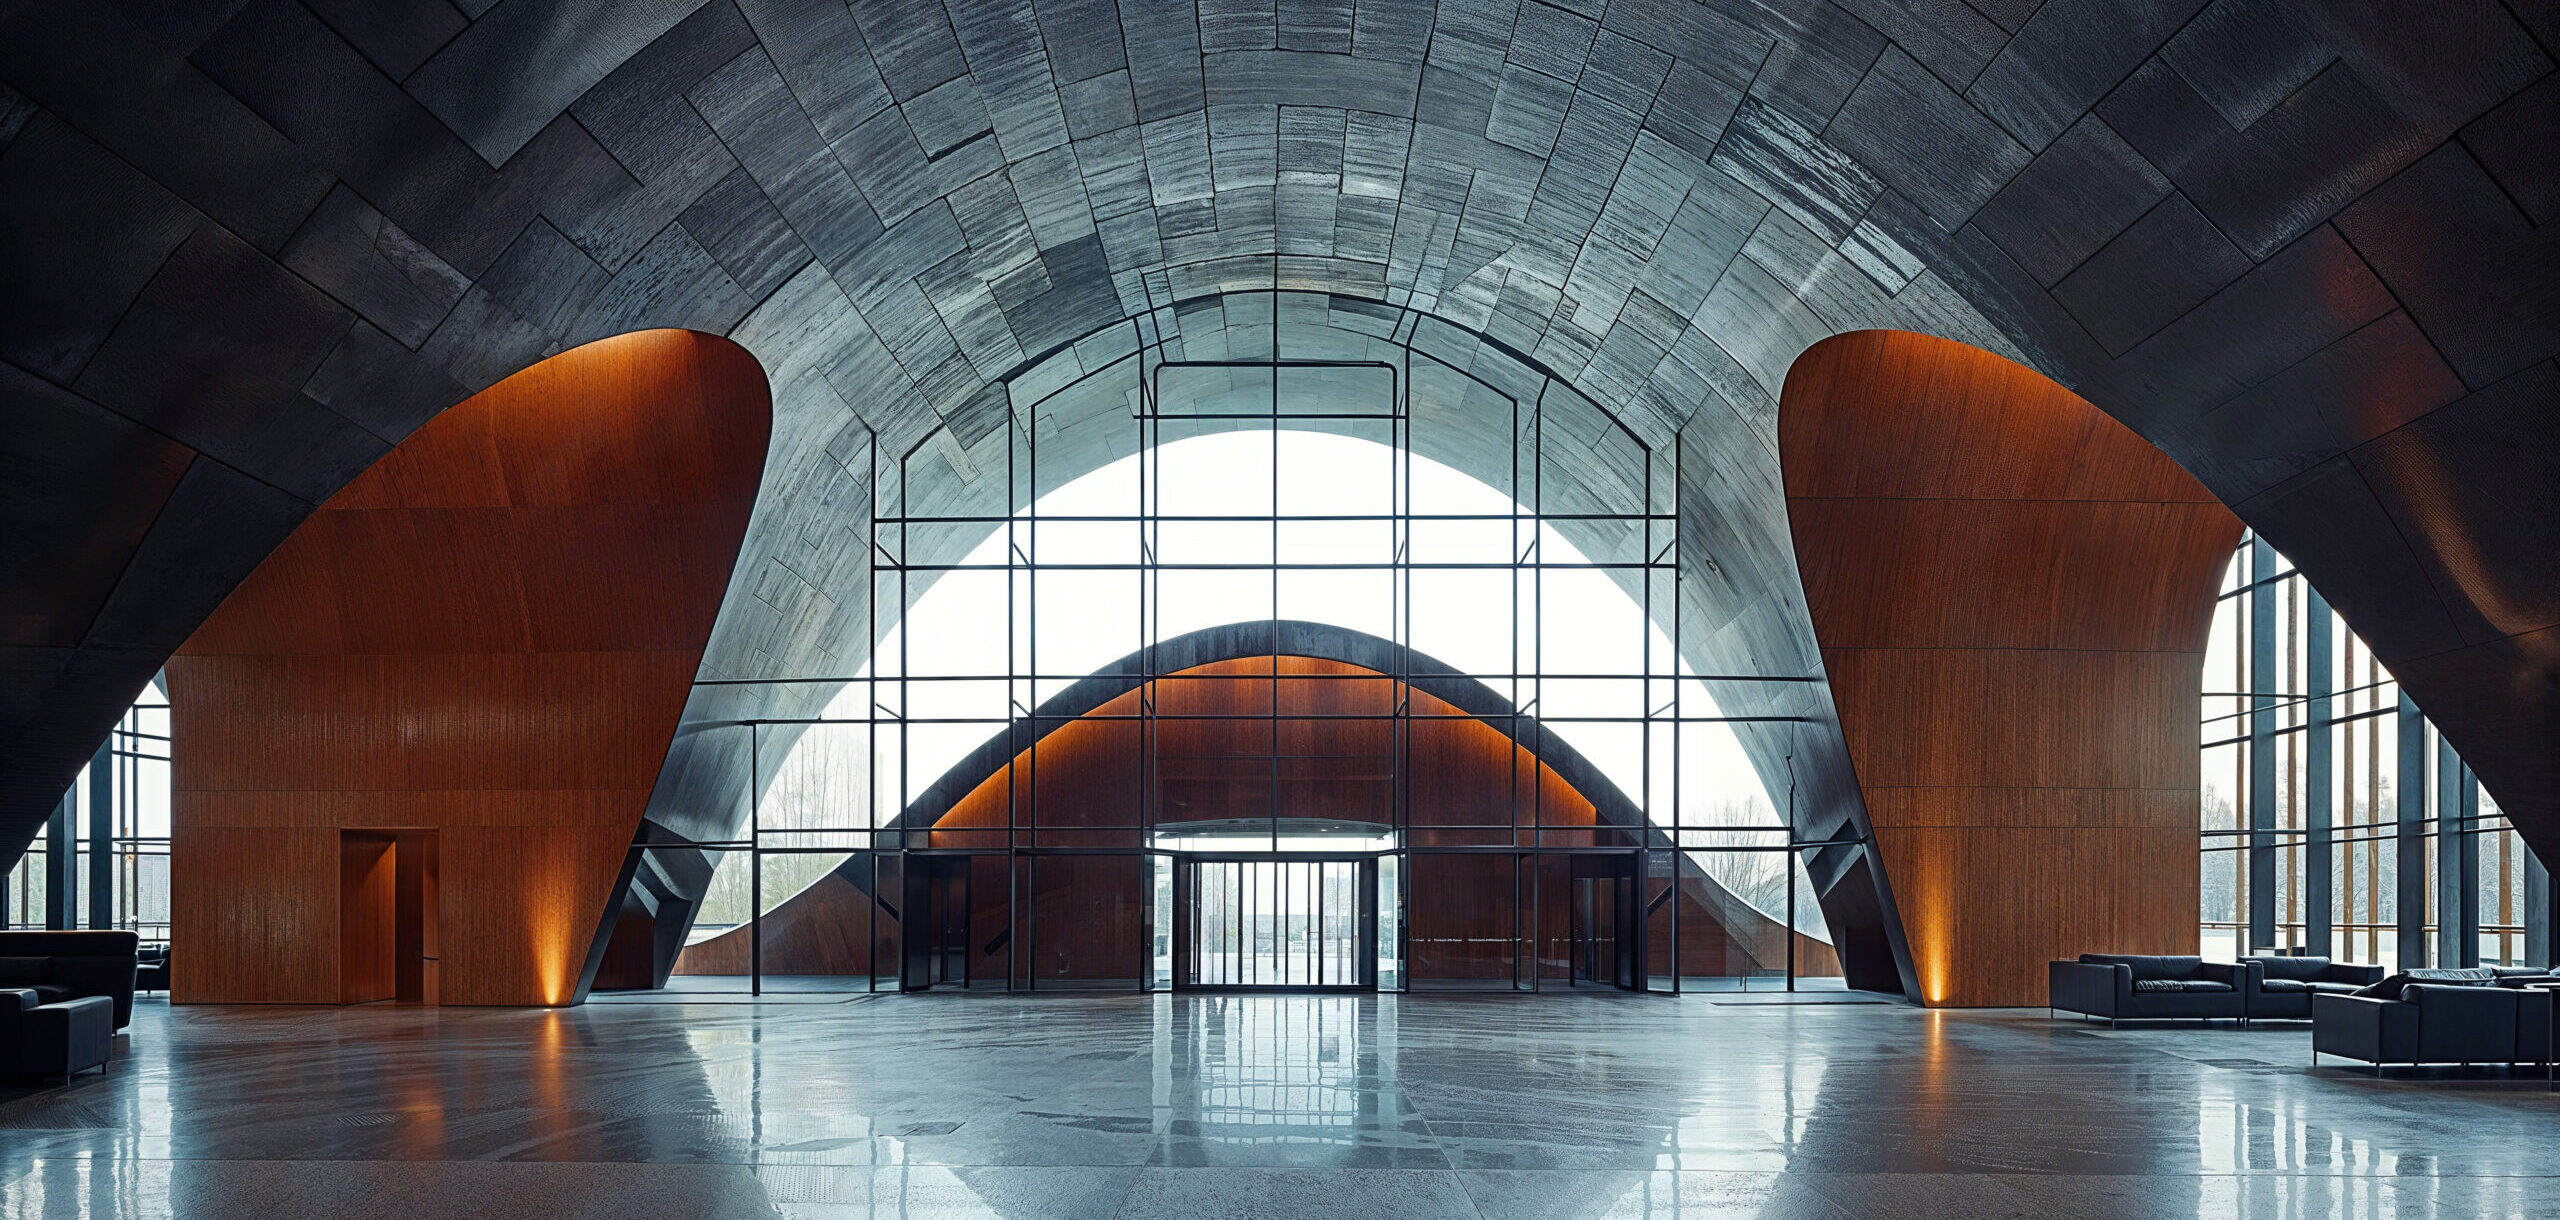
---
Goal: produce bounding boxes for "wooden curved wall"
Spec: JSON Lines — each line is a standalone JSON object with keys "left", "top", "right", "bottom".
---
{"left": 168, "top": 330, "right": 769, "bottom": 1006}
{"left": 679, "top": 656, "right": 1837, "bottom": 982}
{"left": 1781, "top": 330, "right": 2241, "bottom": 1008}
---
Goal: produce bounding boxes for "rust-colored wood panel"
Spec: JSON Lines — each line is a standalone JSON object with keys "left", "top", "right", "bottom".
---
{"left": 172, "top": 654, "right": 705, "bottom": 794}
{"left": 170, "top": 824, "right": 337, "bottom": 1004}
{"left": 1789, "top": 500, "right": 2239, "bottom": 652}
{"left": 1781, "top": 330, "right": 2242, "bottom": 1007}
{"left": 1878, "top": 825, "right": 2201, "bottom": 1007}
{"left": 170, "top": 329, "right": 770, "bottom": 1006}
{"left": 1780, "top": 331, "right": 2218, "bottom": 505}
{"left": 1820, "top": 649, "right": 2206, "bottom": 792}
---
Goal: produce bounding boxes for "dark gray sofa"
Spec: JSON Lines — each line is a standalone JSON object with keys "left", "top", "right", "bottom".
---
{"left": 0, "top": 988, "right": 112, "bottom": 1079}
{"left": 2238, "top": 955, "right": 2388, "bottom": 1019}
{"left": 2313, "top": 982, "right": 2554, "bottom": 1068}
{"left": 0, "top": 930, "right": 140, "bottom": 1030}
{"left": 2048, "top": 954, "right": 2247, "bottom": 1024}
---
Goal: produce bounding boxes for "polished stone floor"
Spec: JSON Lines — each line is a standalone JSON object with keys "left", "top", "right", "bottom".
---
{"left": 3, "top": 992, "right": 2554, "bottom": 1218}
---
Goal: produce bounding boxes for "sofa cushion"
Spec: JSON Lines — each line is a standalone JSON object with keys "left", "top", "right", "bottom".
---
{"left": 2083, "top": 954, "right": 2205, "bottom": 980}
{"left": 0, "top": 957, "right": 49, "bottom": 987}
{"left": 2355, "top": 968, "right": 2502, "bottom": 1000}
{"left": 2133, "top": 979, "right": 2233, "bottom": 993}
{"left": 2304, "top": 981, "right": 2365, "bottom": 995}
{"left": 2260, "top": 978, "right": 2310, "bottom": 992}
{"left": 2249, "top": 956, "right": 2333, "bottom": 981}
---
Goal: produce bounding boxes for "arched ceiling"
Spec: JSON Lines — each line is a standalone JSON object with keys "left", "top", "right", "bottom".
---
{"left": 3, "top": 0, "right": 2553, "bottom": 870}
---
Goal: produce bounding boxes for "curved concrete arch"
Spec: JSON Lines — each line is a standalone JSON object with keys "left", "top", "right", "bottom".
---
{"left": 4, "top": 4, "right": 2550, "bottom": 988}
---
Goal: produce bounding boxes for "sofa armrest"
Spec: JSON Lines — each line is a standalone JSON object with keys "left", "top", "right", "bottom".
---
{"left": 2049, "top": 961, "right": 2127, "bottom": 1016}
{"left": 0, "top": 988, "right": 34, "bottom": 1014}
{"left": 2332, "top": 963, "right": 2386, "bottom": 985}
{"left": 2313, "top": 993, "right": 2413, "bottom": 1062}
{"left": 2199, "top": 960, "right": 2248, "bottom": 988}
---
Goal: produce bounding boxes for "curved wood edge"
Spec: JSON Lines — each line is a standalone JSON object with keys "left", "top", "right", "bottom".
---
{"left": 169, "top": 330, "right": 771, "bottom": 1006}
{"left": 1781, "top": 330, "right": 2242, "bottom": 1008}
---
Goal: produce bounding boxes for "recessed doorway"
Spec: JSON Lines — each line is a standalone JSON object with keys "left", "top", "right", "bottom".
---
{"left": 338, "top": 829, "right": 437, "bottom": 1005}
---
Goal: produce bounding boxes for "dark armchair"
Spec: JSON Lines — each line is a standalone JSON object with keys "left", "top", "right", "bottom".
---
{"left": 134, "top": 945, "right": 169, "bottom": 993}
{"left": 2049, "top": 954, "right": 2247, "bottom": 1024}
{"left": 0, "top": 988, "right": 113, "bottom": 1079}
{"left": 2239, "top": 955, "right": 2387, "bottom": 1020}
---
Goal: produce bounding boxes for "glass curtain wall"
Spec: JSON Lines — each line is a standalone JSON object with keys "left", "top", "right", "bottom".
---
{"left": 682, "top": 290, "right": 1839, "bottom": 994}
{"left": 2200, "top": 534, "right": 2541, "bottom": 968}
{"left": 4, "top": 685, "right": 171, "bottom": 939}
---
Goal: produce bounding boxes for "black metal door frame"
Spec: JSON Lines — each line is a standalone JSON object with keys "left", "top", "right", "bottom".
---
{"left": 900, "top": 853, "right": 977, "bottom": 991}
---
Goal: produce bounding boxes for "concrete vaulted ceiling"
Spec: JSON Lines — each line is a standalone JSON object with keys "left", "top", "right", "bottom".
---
{"left": 3, "top": 0, "right": 2554, "bottom": 908}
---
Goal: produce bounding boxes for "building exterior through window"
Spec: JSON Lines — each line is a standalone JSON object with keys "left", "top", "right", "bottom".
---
{"left": 2200, "top": 534, "right": 2545, "bottom": 968}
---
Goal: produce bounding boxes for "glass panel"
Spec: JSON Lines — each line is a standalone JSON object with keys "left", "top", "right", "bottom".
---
{"left": 1377, "top": 854, "right": 1402, "bottom": 991}
{"left": 1647, "top": 850, "right": 1678, "bottom": 992}
{"left": 1151, "top": 854, "right": 1175, "bottom": 988}
{"left": 750, "top": 850, "right": 871, "bottom": 994}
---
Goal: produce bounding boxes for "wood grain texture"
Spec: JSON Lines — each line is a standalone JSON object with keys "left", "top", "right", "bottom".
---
{"left": 1781, "top": 329, "right": 2242, "bottom": 1007}
{"left": 168, "top": 330, "right": 769, "bottom": 1006}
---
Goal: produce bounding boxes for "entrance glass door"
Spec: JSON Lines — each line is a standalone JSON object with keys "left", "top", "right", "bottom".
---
{"left": 1183, "top": 859, "right": 1373, "bottom": 989}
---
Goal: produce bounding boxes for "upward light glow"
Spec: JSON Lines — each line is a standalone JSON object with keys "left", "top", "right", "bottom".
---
{"left": 752, "top": 430, "right": 1823, "bottom": 936}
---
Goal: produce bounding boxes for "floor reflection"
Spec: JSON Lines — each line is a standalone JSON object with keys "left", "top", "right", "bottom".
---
{"left": 1, "top": 993, "right": 2553, "bottom": 1217}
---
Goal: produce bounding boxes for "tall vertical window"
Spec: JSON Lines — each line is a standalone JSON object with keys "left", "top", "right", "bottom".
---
{"left": 2200, "top": 536, "right": 2535, "bottom": 967}
{"left": 4, "top": 683, "right": 170, "bottom": 937}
